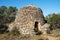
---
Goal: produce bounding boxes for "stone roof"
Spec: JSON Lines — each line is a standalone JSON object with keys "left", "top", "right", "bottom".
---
{"left": 18, "top": 5, "right": 44, "bottom": 21}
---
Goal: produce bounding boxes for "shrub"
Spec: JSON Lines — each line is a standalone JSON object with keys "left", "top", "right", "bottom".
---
{"left": 45, "top": 13, "right": 60, "bottom": 30}
{"left": 34, "top": 28, "right": 42, "bottom": 35}
{"left": 0, "top": 24, "right": 8, "bottom": 34}
{"left": 8, "top": 26, "right": 20, "bottom": 36}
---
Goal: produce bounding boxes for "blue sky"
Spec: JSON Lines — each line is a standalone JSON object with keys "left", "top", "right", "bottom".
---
{"left": 0, "top": 0, "right": 60, "bottom": 16}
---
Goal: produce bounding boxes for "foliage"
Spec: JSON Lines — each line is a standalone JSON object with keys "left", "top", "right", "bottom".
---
{"left": 0, "top": 6, "right": 17, "bottom": 33}
{"left": 0, "top": 24, "right": 8, "bottom": 34}
{"left": 0, "top": 6, "right": 7, "bottom": 14}
{"left": 45, "top": 13, "right": 60, "bottom": 30}
{"left": 0, "top": 6, "right": 17, "bottom": 24}
{"left": 8, "top": 27, "right": 20, "bottom": 36}
{"left": 34, "top": 28, "right": 42, "bottom": 35}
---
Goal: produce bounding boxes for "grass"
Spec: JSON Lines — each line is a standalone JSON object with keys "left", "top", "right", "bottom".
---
{"left": 0, "top": 34, "right": 8, "bottom": 40}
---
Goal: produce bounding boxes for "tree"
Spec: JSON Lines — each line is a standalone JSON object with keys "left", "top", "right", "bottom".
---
{"left": 0, "top": 6, "right": 18, "bottom": 33}
{"left": 0, "top": 6, "right": 7, "bottom": 14}
{"left": 45, "top": 13, "right": 60, "bottom": 30}
{"left": 3, "top": 6, "right": 17, "bottom": 23}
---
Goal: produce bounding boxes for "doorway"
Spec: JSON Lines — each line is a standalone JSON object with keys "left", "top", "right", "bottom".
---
{"left": 34, "top": 21, "right": 38, "bottom": 28}
{"left": 34, "top": 21, "right": 42, "bottom": 35}
{"left": 34, "top": 21, "right": 38, "bottom": 32}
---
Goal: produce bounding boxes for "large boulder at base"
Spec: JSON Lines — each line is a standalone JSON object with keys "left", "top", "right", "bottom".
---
{"left": 8, "top": 5, "right": 50, "bottom": 35}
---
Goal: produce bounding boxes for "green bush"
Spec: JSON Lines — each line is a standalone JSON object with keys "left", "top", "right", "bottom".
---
{"left": 8, "top": 26, "right": 20, "bottom": 36}
{"left": 0, "top": 24, "right": 8, "bottom": 34}
{"left": 45, "top": 13, "right": 60, "bottom": 30}
{"left": 34, "top": 28, "right": 42, "bottom": 35}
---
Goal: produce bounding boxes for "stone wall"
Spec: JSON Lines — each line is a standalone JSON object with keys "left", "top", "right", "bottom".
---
{"left": 8, "top": 5, "right": 50, "bottom": 35}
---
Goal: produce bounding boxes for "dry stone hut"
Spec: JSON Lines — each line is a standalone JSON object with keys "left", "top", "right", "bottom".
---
{"left": 8, "top": 5, "right": 50, "bottom": 35}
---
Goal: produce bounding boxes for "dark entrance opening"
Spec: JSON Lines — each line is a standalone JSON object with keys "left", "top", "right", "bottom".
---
{"left": 34, "top": 21, "right": 42, "bottom": 35}
{"left": 35, "top": 22, "right": 38, "bottom": 28}
{"left": 34, "top": 21, "right": 38, "bottom": 32}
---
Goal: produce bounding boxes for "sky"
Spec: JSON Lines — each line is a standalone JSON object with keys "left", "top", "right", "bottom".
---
{"left": 0, "top": 0, "right": 60, "bottom": 16}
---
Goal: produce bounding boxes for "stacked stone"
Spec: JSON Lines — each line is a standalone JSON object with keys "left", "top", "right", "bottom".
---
{"left": 8, "top": 5, "right": 50, "bottom": 35}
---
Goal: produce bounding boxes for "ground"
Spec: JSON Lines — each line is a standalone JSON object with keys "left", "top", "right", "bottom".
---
{"left": 0, "top": 34, "right": 59, "bottom": 40}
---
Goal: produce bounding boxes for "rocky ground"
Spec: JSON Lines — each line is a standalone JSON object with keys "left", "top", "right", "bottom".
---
{"left": 0, "top": 34, "right": 59, "bottom": 40}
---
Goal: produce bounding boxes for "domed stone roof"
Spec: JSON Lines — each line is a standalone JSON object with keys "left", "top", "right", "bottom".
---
{"left": 16, "top": 5, "right": 45, "bottom": 25}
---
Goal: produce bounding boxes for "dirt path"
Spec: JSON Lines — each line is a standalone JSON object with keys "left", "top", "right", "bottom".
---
{"left": 40, "top": 34, "right": 59, "bottom": 40}
{"left": 0, "top": 34, "right": 59, "bottom": 40}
